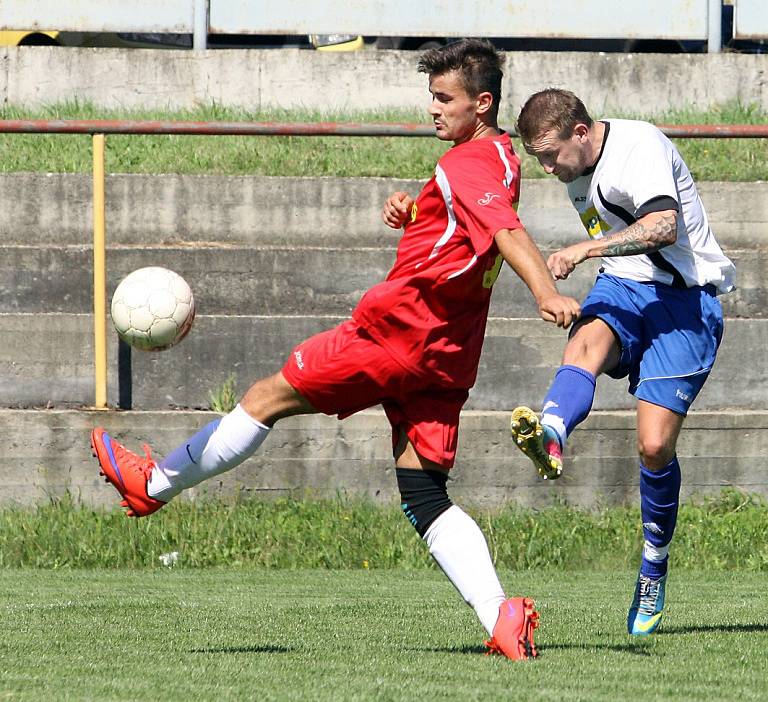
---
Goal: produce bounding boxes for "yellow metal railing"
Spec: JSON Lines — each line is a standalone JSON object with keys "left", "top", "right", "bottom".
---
{"left": 92, "top": 134, "right": 108, "bottom": 409}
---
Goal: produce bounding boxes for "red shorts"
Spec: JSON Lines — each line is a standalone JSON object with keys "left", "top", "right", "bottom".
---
{"left": 281, "top": 320, "right": 468, "bottom": 469}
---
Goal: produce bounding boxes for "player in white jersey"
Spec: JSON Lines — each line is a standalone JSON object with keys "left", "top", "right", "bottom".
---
{"left": 511, "top": 88, "right": 735, "bottom": 635}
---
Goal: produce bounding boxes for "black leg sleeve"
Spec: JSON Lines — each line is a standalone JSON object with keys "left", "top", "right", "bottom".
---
{"left": 396, "top": 468, "right": 453, "bottom": 538}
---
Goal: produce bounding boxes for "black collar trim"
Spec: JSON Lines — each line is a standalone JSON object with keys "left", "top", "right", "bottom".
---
{"left": 581, "top": 120, "right": 610, "bottom": 177}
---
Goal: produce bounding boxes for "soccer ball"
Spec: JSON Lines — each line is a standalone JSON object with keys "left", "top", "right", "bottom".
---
{"left": 111, "top": 267, "right": 195, "bottom": 351}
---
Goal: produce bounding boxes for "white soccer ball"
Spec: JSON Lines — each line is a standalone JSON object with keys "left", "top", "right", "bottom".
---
{"left": 111, "top": 267, "right": 195, "bottom": 351}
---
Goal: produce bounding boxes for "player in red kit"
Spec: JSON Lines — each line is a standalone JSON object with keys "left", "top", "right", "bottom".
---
{"left": 91, "top": 39, "right": 580, "bottom": 660}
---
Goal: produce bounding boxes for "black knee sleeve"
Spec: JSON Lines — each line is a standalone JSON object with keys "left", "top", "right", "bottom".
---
{"left": 396, "top": 468, "right": 453, "bottom": 538}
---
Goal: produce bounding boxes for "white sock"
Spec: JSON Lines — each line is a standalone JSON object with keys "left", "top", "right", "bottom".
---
{"left": 147, "top": 404, "right": 271, "bottom": 501}
{"left": 643, "top": 540, "right": 670, "bottom": 563}
{"left": 423, "top": 505, "right": 506, "bottom": 636}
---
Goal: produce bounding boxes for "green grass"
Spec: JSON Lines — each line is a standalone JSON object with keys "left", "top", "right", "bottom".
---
{"left": 0, "top": 568, "right": 766, "bottom": 701}
{"left": 0, "top": 101, "right": 766, "bottom": 180}
{"left": 208, "top": 374, "right": 238, "bottom": 414}
{"left": 0, "top": 102, "right": 446, "bottom": 179}
{"left": 615, "top": 101, "right": 768, "bottom": 182}
{"left": 0, "top": 490, "right": 766, "bottom": 570}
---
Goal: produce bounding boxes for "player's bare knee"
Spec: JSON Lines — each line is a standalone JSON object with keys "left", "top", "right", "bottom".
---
{"left": 240, "top": 372, "right": 313, "bottom": 426}
{"left": 637, "top": 437, "right": 676, "bottom": 470}
{"left": 562, "top": 318, "right": 620, "bottom": 374}
{"left": 562, "top": 338, "right": 591, "bottom": 367}
{"left": 562, "top": 322, "right": 599, "bottom": 366}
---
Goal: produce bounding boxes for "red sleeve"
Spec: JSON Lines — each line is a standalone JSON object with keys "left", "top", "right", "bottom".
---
{"left": 440, "top": 148, "right": 523, "bottom": 256}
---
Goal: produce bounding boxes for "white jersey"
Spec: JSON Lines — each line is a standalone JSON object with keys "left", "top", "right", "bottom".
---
{"left": 566, "top": 119, "right": 735, "bottom": 294}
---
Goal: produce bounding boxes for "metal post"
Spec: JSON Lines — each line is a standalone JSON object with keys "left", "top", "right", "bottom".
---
{"left": 92, "top": 134, "right": 108, "bottom": 409}
{"left": 708, "top": 0, "right": 722, "bottom": 53}
{"left": 193, "top": 0, "right": 208, "bottom": 51}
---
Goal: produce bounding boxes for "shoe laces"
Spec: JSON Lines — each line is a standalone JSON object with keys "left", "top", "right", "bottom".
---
{"left": 112, "top": 441, "right": 157, "bottom": 476}
{"left": 637, "top": 575, "right": 662, "bottom": 615}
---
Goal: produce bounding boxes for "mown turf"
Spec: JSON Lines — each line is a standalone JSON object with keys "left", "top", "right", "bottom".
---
{"left": 0, "top": 568, "right": 765, "bottom": 701}
{"left": 0, "top": 101, "right": 765, "bottom": 180}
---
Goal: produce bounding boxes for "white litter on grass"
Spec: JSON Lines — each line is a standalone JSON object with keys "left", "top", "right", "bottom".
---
{"left": 159, "top": 551, "right": 180, "bottom": 567}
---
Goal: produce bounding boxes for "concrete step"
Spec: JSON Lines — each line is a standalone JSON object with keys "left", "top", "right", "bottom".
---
{"left": 3, "top": 407, "right": 766, "bottom": 510}
{"left": 2, "top": 313, "right": 762, "bottom": 411}
{"left": 0, "top": 244, "right": 762, "bottom": 318}
{"left": 4, "top": 47, "right": 768, "bottom": 114}
{"left": 0, "top": 174, "right": 764, "bottom": 248}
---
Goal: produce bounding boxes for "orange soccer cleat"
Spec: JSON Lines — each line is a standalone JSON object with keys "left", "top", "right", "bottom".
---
{"left": 485, "top": 597, "right": 539, "bottom": 661}
{"left": 90, "top": 428, "right": 166, "bottom": 518}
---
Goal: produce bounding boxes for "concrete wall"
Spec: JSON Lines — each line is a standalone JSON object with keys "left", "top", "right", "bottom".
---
{"left": 0, "top": 170, "right": 766, "bottom": 511}
{"left": 1, "top": 174, "right": 766, "bottom": 413}
{"left": 4, "top": 408, "right": 766, "bottom": 510}
{"left": 0, "top": 57, "right": 765, "bottom": 509}
{"left": 1, "top": 46, "right": 767, "bottom": 114}
{"left": 2, "top": 174, "right": 766, "bottom": 248}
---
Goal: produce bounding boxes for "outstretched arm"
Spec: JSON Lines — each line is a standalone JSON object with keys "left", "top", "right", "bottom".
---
{"left": 494, "top": 227, "right": 581, "bottom": 328}
{"left": 548, "top": 209, "right": 678, "bottom": 280}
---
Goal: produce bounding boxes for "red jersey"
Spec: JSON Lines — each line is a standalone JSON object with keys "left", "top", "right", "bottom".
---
{"left": 352, "top": 132, "right": 522, "bottom": 389}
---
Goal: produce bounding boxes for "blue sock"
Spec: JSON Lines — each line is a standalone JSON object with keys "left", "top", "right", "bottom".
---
{"left": 540, "top": 365, "right": 596, "bottom": 447}
{"left": 639, "top": 457, "right": 681, "bottom": 579}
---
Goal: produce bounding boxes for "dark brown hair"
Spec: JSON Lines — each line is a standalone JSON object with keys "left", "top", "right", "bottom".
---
{"left": 516, "top": 88, "right": 593, "bottom": 145}
{"left": 418, "top": 39, "right": 503, "bottom": 116}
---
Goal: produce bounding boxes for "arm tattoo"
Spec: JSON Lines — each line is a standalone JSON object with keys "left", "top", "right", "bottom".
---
{"left": 600, "top": 212, "right": 677, "bottom": 257}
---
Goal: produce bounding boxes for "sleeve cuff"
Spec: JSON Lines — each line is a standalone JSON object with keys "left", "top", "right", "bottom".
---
{"left": 635, "top": 195, "right": 679, "bottom": 218}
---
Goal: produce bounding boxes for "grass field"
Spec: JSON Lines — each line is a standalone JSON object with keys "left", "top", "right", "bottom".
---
{"left": 0, "top": 101, "right": 766, "bottom": 180}
{"left": 1, "top": 568, "right": 766, "bottom": 701}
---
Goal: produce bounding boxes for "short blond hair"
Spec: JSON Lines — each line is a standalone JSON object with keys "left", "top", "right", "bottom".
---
{"left": 516, "top": 88, "right": 593, "bottom": 146}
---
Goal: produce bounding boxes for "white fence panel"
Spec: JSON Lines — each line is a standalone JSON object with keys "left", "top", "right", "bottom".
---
{"left": 734, "top": 0, "right": 768, "bottom": 39}
{"left": 0, "top": 0, "right": 194, "bottom": 33}
{"left": 210, "top": 0, "right": 709, "bottom": 40}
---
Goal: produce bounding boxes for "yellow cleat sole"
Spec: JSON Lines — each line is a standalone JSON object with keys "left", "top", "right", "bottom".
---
{"left": 510, "top": 406, "right": 562, "bottom": 480}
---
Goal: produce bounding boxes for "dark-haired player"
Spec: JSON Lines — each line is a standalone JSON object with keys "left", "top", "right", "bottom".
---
{"left": 92, "top": 40, "right": 580, "bottom": 660}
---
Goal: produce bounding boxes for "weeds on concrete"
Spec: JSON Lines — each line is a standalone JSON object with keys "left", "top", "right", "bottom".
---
{"left": 208, "top": 374, "right": 238, "bottom": 414}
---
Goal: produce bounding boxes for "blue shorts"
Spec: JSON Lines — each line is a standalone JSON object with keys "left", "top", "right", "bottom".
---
{"left": 578, "top": 273, "right": 724, "bottom": 415}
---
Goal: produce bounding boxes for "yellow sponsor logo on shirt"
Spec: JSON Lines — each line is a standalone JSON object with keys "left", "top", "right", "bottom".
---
{"left": 580, "top": 206, "right": 608, "bottom": 239}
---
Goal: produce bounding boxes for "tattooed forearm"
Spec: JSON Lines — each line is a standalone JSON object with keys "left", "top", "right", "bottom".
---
{"left": 600, "top": 211, "right": 677, "bottom": 257}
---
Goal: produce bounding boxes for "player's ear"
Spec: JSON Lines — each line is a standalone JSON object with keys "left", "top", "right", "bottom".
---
{"left": 572, "top": 122, "right": 590, "bottom": 141}
{"left": 476, "top": 91, "right": 493, "bottom": 115}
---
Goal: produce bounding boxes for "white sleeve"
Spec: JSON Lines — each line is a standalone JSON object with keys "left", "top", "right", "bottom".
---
{"left": 618, "top": 129, "right": 679, "bottom": 216}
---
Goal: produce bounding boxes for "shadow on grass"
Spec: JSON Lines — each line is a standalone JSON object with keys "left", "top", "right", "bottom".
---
{"left": 410, "top": 643, "right": 651, "bottom": 656}
{"left": 408, "top": 644, "right": 487, "bottom": 655}
{"left": 538, "top": 643, "right": 652, "bottom": 656}
{"left": 659, "top": 623, "right": 768, "bottom": 635}
{"left": 190, "top": 645, "right": 291, "bottom": 654}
